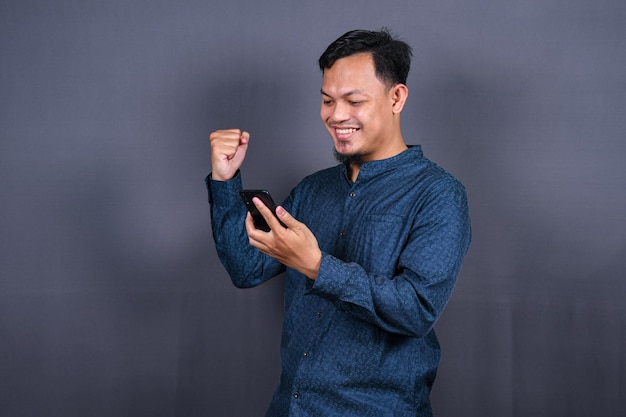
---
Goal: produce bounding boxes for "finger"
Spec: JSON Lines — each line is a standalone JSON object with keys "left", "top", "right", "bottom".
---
{"left": 210, "top": 130, "right": 250, "bottom": 162}
{"left": 210, "top": 129, "right": 246, "bottom": 146}
{"left": 244, "top": 211, "right": 255, "bottom": 233}
{"left": 209, "top": 128, "right": 240, "bottom": 143}
{"left": 210, "top": 130, "right": 242, "bottom": 152}
{"left": 274, "top": 205, "right": 299, "bottom": 228}
{"left": 244, "top": 212, "right": 265, "bottom": 248}
{"left": 246, "top": 212, "right": 254, "bottom": 231}
{"left": 252, "top": 197, "right": 286, "bottom": 231}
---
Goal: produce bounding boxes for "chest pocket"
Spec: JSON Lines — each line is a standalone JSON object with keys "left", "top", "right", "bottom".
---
{"left": 348, "top": 213, "right": 408, "bottom": 277}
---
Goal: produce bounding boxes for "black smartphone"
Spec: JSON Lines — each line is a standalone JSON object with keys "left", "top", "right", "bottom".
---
{"left": 239, "top": 189, "right": 287, "bottom": 232}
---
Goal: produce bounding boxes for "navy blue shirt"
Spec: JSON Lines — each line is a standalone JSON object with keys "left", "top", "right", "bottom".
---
{"left": 207, "top": 145, "right": 471, "bottom": 416}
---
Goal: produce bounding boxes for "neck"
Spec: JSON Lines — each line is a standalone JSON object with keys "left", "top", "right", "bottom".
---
{"left": 347, "top": 164, "right": 360, "bottom": 183}
{"left": 345, "top": 141, "right": 408, "bottom": 182}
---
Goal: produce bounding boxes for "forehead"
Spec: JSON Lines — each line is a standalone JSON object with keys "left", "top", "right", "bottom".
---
{"left": 321, "top": 53, "right": 386, "bottom": 95}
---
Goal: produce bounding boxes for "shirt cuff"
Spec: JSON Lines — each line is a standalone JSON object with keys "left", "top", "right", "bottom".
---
{"left": 307, "top": 252, "right": 351, "bottom": 302}
{"left": 205, "top": 171, "right": 242, "bottom": 205}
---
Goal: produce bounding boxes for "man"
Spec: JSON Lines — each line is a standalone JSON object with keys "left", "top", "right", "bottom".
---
{"left": 207, "top": 29, "right": 471, "bottom": 417}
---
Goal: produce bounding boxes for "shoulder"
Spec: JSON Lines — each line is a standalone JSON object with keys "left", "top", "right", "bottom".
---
{"left": 303, "top": 164, "right": 343, "bottom": 182}
{"left": 297, "top": 165, "right": 345, "bottom": 191}
{"left": 407, "top": 157, "right": 468, "bottom": 209}
{"left": 285, "top": 165, "right": 345, "bottom": 213}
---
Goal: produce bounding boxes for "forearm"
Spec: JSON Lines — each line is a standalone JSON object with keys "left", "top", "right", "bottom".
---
{"left": 306, "top": 254, "right": 444, "bottom": 337}
{"left": 207, "top": 172, "right": 284, "bottom": 287}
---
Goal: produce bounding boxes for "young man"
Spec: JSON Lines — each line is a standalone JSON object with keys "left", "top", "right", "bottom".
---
{"left": 207, "top": 29, "right": 471, "bottom": 417}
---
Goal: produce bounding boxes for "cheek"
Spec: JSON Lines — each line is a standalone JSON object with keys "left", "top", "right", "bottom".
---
{"left": 320, "top": 106, "right": 329, "bottom": 121}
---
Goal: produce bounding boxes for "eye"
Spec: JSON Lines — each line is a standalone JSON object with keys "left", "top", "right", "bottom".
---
{"left": 349, "top": 101, "right": 362, "bottom": 106}
{"left": 322, "top": 99, "right": 334, "bottom": 106}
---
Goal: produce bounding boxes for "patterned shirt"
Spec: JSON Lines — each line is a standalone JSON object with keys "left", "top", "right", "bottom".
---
{"left": 207, "top": 145, "right": 471, "bottom": 416}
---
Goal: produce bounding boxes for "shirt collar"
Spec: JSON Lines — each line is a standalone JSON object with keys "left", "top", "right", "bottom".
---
{"left": 340, "top": 145, "right": 423, "bottom": 183}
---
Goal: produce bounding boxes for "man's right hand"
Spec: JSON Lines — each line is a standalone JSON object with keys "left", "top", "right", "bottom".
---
{"left": 209, "top": 129, "right": 250, "bottom": 181}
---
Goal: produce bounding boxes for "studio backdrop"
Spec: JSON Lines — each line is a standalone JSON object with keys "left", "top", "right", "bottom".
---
{"left": 1, "top": 0, "right": 624, "bottom": 416}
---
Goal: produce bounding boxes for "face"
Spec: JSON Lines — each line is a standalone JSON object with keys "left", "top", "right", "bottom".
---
{"left": 320, "top": 53, "right": 407, "bottom": 163}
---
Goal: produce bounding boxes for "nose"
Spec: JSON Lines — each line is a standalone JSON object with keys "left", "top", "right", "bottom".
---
{"left": 322, "top": 101, "right": 350, "bottom": 124}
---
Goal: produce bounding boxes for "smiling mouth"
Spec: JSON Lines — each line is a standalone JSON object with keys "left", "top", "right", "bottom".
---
{"left": 334, "top": 128, "right": 359, "bottom": 139}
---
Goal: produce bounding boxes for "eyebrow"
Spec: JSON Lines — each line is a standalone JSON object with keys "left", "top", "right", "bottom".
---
{"left": 320, "top": 89, "right": 368, "bottom": 98}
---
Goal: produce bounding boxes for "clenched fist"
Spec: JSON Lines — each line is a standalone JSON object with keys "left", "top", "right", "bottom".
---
{"left": 209, "top": 129, "right": 250, "bottom": 181}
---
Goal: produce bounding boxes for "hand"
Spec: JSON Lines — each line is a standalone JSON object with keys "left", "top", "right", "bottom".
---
{"left": 209, "top": 129, "right": 250, "bottom": 181}
{"left": 245, "top": 198, "right": 322, "bottom": 280}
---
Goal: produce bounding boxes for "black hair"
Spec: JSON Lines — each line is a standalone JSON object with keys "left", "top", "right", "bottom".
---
{"left": 318, "top": 28, "right": 412, "bottom": 88}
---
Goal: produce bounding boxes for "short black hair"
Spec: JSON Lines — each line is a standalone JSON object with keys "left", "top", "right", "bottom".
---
{"left": 318, "top": 28, "right": 412, "bottom": 88}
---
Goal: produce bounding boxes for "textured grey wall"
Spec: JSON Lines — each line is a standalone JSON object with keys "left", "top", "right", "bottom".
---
{"left": 1, "top": 0, "right": 624, "bottom": 416}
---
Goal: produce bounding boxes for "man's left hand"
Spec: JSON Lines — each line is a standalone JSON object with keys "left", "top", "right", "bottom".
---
{"left": 245, "top": 198, "right": 322, "bottom": 280}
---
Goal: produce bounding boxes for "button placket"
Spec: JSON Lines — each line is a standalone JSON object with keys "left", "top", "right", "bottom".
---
{"left": 342, "top": 187, "right": 358, "bottom": 238}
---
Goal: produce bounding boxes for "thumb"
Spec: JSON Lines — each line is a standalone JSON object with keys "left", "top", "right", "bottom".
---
{"left": 239, "top": 131, "right": 251, "bottom": 149}
{"left": 275, "top": 206, "right": 299, "bottom": 228}
{"left": 229, "top": 131, "right": 250, "bottom": 165}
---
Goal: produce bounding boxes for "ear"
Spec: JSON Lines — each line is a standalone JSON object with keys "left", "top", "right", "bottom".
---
{"left": 390, "top": 84, "right": 409, "bottom": 114}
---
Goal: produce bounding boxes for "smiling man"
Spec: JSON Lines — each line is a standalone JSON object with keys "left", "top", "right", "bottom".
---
{"left": 207, "top": 29, "right": 471, "bottom": 417}
{"left": 320, "top": 48, "right": 409, "bottom": 181}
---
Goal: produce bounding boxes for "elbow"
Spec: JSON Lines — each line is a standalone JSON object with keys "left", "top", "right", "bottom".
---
{"left": 400, "top": 296, "right": 441, "bottom": 338}
{"left": 402, "top": 311, "right": 438, "bottom": 339}
{"left": 230, "top": 273, "right": 262, "bottom": 289}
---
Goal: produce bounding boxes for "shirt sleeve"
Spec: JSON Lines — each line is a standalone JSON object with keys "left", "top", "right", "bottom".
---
{"left": 307, "top": 180, "right": 471, "bottom": 338}
{"left": 206, "top": 172, "right": 285, "bottom": 288}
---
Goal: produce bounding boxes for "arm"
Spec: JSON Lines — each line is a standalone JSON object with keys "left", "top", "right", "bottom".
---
{"left": 309, "top": 183, "right": 471, "bottom": 338}
{"left": 208, "top": 129, "right": 285, "bottom": 287}
{"left": 207, "top": 173, "right": 285, "bottom": 288}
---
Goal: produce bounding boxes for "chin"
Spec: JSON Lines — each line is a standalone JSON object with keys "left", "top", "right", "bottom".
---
{"left": 333, "top": 148, "right": 364, "bottom": 165}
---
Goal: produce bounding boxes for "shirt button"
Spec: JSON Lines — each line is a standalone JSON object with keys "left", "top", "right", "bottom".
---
{"left": 349, "top": 191, "right": 356, "bottom": 198}
{"left": 303, "top": 352, "right": 309, "bottom": 357}
{"left": 317, "top": 312, "right": 323, "bottom": 318}
{"left": 293, "top": 392, "right": 300, "bottom": 399}
{"left": 339, "top": 231, "right": 346, "bottom": 238}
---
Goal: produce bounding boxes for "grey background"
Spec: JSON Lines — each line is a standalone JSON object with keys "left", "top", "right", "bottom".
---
{"left": 1, "top": 0, "right": 624, "bottom": 416}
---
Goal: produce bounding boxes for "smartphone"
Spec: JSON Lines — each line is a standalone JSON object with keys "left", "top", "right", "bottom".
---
{"left": 239, "top": 189, "right": 287, "bottom": 232}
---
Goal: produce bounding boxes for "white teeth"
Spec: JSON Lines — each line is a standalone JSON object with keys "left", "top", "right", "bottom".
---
{"left": 336, "top": 128, "right": 357, "bottom": 134}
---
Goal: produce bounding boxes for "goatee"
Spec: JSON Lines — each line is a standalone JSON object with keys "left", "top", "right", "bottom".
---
{"left": 333, "top": 148, "right": 364, "bottom": 166}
